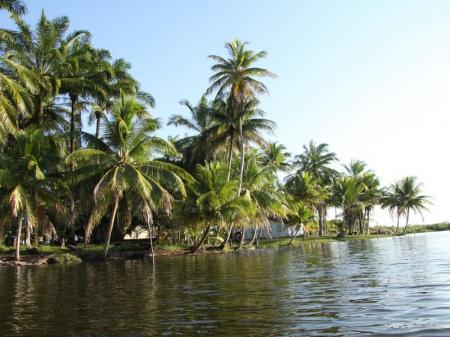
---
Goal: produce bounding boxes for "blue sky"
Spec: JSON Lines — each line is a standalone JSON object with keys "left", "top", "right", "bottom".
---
{"left": 2, "top": 0, "right": 450, "bottom": 224}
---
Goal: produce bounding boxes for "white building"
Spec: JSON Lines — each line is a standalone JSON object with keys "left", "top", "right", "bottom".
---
{"left": 245, "top": 220, "right": 304, "bottom": 240}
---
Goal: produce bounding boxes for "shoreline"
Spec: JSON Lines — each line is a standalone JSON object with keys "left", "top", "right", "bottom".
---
{"left": 1, "top": 231, "right": 443, "bottom": 267}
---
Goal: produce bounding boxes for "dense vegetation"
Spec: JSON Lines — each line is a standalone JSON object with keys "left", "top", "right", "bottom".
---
{"left": 0, "top": 1, "right": 432, "bottom": 261}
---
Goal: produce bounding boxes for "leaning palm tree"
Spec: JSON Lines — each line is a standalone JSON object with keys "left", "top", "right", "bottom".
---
{"left": 382, "top": 177, "right": 430, "bottom": 235}
{"left": 67, "top": 95, "right": 190, "bottom": 259}
{"left": 207, "top": 39, "right": 276, "bottom": 194}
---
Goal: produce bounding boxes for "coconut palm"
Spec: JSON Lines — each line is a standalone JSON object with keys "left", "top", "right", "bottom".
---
{"left": 207, "top": 39, "right": 276, "bottom": 193}
{"left": 239, "top": 153, "right": 286, "bottom": 247}
{"left": 293, "top": 141, "right": 337, "bottom": 236}
{"left": 331, "top": 175, "right": 367, "bottom": 235}
{"left": 382, "top": 177, "right": 430, "bottom": 235}
{"left": 0, "top": 127, "right": 64, "bottom": 260}
{"left": 286, "top": 201, "right": 314, "bottom": 245}
{"left": 212, "top": 97, "right": 276, "bottom": 181}
{"left": 59, "top": 37, "right": 109, "bottom": 159}
{"left": 261, "top": 142, "right": 291, "bottom": 173}
{"left": 67, "top": 95, "right": 190, "bottom": 258}
{"left": 4, "top": 12, "right": 86, "bottom": 127}
{"left": 0, "top": 56, "right": 33, "bottom": 142}
{"left": 88, "top": 58, "right": 146, "bottom": 138}
{"left": 0, "top": 0, "right": 26, "bottom": 15}
{"left": 173, "top": 161, "right": 251, "bottom": 253}
{"left": 168, "top": 96, "right": 223, "bottom": 170}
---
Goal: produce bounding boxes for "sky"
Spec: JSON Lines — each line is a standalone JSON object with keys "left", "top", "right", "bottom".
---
{"left": 2, "top": 0, "right": 450, "bottom": 225}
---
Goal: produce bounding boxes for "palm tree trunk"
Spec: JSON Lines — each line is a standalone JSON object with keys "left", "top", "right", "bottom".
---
{"left": 237, "top": 116, "right": 245, "bottom": 195}
{"left": 25, "top": 218, "right": 31, "bottom": 248}
{"left": 318, "top": 206, "right": 324, "bottom": 236}
{"left": 69, "top": 95, "right": 77, "bottom": 172}
{"left": 403, "top": 208, "right": 410, "bottom": 235}
{"left": 95, "top": 115, "right": 101, "bottom": 138}
{"left": 221, "top": 224, "right": 233, "bottom": 249}
{"left": 103, "top": 194, "right": 120, "bottom": 259}
{"left": 191, "top": 225, "right": 211, "bottom": 254}
{"left": 226, "top": 133, "right": 234, "bottom": 182}
{"left": 288, "top": 227, "right": 300, "bottom": 246}
{"left": 238, "top": 227, "right": 246, "bottom": 249}
{"left": 248, "top": 226, "right": 258, "bottom": 246}
{"left": 147, "top": 216, "right": 155, "bottom": 264}
{"left": 35, "top": 98, "right": 44, "bottom": 126}
{"left": 395, "top": 212, "right": 401, "bottom": 235}
{"left": 256, "top": 227, "right": 263, "bottom": 247}
{"left": 15, "top": 217, "right": 23, "bottom": 261}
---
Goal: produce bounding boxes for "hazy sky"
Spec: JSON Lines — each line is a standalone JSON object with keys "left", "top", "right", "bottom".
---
{"left": 2, "top": 0, "right": 449, "bottom": 225}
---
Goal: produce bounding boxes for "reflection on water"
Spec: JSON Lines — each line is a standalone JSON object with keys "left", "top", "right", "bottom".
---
{"left": 1, "top": 232, "right": 450, "bottom": 336}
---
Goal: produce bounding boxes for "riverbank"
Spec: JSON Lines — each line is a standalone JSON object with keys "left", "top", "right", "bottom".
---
{"left": 2, "top": 224, "right": 449, "bottom": 266}
{"left": 0, "top": 233, "right": 395, "bottom": 266}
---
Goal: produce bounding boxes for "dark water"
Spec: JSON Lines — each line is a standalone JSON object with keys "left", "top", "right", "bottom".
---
{"left": 1, "top": 232, "right": 450, "bottom": 337}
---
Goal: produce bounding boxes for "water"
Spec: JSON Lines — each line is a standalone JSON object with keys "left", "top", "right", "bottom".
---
{"left": 1, "top": 232, "right": 450, "bottom": 337}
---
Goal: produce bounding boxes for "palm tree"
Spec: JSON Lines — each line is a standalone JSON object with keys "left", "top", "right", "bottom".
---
{"left": 239, "top": 153, "right": 286, "bottom": 247}
{"left": 5, "top": 12, "right": 86, "bottom": 127}
{"left": 293, "top": 141, "right": 337, "bottom": 236}
{"left": 261, "top": 142, "right": 291, "bottom": 173}
{"left": 0, "top": 0, "right": 26, "bottom": 16}
{"left": 59, "top": 37, "right": 109, "bottom": 160}
{"left": 286, "top": 201, "right": 314, "bottom": 245}
{"left": 0, "top": 127, "right": 63, "bottom": 260}
{"left": 168, "top": 96, "right": 223, "bottom": 170}
{"left": 173, "top": 161, "right": 250, "bottom": 253}
{"left": 331, "top": 175, "right": 366, "bottom": 235}
{"left": 0, "top": 56, "right": 33, "bottom": 142}
{"left": 67, "top": 95, "right": 190, "bottom": 258}
{"left": 88, "top": 58, "right": 144, "bottom": 138}
{"left": 207, "top": 39, "right": 275, "bottom": 194}
{"left": 285, "top": 171, "right": 329, "bottom": 235}
{"left": 382, "top": 177, "right": 430, "bottom": 235}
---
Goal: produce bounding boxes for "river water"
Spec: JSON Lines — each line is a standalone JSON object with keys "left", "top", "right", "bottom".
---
{"left": 1, "top": 231, "right": 450, "bottom": 336}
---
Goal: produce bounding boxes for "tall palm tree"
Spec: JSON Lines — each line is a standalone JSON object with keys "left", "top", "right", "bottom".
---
{"left": 293, "top": 141, "right": 337, "bottom": 236}
{"left": 382, "top": 177, "right": 430, "bottom": 235}
{"left": 207, "top": 39, "right": 275, "bottom": 193}
{"left": 59, "top": 36, "right": 109, "bottom": 159}
{"left": 0, "top": 127, "right": 63, "bottom": 260}
{"left": 4, "top": 12, "right": 86, "bottom": 127}
{"left": 67, "top": 95, "right": 190, "bottom": 258}
{"left": 212, "top": 98, "right": 276, "bottom": 181}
